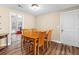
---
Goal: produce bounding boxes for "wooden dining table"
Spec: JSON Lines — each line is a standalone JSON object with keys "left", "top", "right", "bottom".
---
{"left": 22, "top": 31, "right": 48, "bottom": 55}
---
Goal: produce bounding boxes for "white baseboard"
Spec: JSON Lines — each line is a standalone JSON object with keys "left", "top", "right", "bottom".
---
{"left": 52, "top": 40, "right": 79, "bottom": 48}
{"left": 52, "top": 40, "right": 61, "bottom": 43}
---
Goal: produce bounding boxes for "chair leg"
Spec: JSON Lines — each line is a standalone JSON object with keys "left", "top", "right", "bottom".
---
{"left": 42, "top": 42, "right": 44, "bottom": 51}
{"left": 47, "top": 41, "right": 48, "bottom": 49}
{"left": 37, "top": 45, "right": 39, "bottom": 55}
{"left": 49, "top": 41, "right": 51, "bottom": 47}
{"left": 29, "top": 43, "right": 32, "bottom": 54}
{"left": 37, "top": 40, "right": 39, "bottom": 55}
{"left": 21, "top": 43, "right": 26, "bottom": 54}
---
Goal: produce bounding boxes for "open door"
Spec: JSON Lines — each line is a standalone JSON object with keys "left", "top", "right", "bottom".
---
{"left": 9, "top": 13, "right": 24, "bottom": 45}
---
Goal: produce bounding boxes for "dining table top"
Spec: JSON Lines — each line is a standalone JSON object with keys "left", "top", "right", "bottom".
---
{"left": 22, "top": 31, "right": 47, "bottom": 40}
{"left": 23, "top": 34, "right": 39, "bottom": 39}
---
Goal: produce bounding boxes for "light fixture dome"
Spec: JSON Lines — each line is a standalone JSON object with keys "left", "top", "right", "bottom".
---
{"left": 31, "top": 4, "right": 40, "bottom": 10}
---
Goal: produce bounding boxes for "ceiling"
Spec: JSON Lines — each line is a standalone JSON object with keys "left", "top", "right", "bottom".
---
{"left": 0, "top": 4, "right": 79, "bottom": 16}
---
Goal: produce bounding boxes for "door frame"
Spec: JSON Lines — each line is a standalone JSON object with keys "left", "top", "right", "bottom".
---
{"left": 9, "top": 12, "right": 24, "bottom": 45}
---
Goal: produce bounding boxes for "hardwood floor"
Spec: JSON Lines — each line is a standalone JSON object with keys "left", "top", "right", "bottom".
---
{"left": 45, "top": 42, "right": 79, "bottom": 55}
{"left": 0, "top": 41, "right": 79, "bottom": 55}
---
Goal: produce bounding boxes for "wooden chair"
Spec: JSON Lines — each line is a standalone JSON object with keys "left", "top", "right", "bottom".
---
{"left": 46, "top": 30, "right": 52, "bottom": 48}
{"left": 31, "top": 28, "right": 38, "bottom": 36}
{"left": 21, "top": 29, "right": 33, "bottom": 54}
{"left": 21, "top": 29, "right": 30, "bottom": 47}
{"left": 37, "top": 32, "right": 45, "bottom": 54}
{"left": 22, "top": 29, "right": 30, "bottom": 36}
{"left": 32, "top": 28, "right": 37, "bottom": 31}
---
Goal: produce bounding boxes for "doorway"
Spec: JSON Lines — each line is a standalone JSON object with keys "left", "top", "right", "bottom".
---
{"left": 10, "top": 13, "right": 24, "bottom": 46}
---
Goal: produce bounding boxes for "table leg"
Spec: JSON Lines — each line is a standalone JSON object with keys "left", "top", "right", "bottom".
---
{"left": 34, "top": 39, "right": 36, "bottom": 55}
{"left": 37, "top": 40, "right": 39, "bottom": 55}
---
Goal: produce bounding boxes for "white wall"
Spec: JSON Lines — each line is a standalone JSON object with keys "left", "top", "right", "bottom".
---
{"left": 36, "top": 12, "right": 60, "bottom": 42}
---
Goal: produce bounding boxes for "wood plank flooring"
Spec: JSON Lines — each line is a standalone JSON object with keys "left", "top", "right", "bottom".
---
{"left": 0, "top": 41, "right": 79, "bottom": 55}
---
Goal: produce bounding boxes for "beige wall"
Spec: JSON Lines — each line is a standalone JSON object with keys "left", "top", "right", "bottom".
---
{"left": 0, "top": 6, "right": 61, "bottom": 45}
{"left": 24, "top": 14, "right": 35, "bottom": 29}
{"left": 0, "top": 7, "right": 10, "bottom": 33}
{"left": 0, "top": 6, "right": 35, "bottom": 33}
{"left": 0, "top": 6, "right": 35, "bottom": 46}
{"left": 36, "top": 12, "right": 60, "bottom": 42}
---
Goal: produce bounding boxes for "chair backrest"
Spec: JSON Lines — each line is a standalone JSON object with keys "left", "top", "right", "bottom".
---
{"left": 38, "top": 32, "right": 44, "bottom": 46}
{"left": 31, "top": 28, "right": 38, "bottom": 36}
{"left": 22, "top": 29, "right": 30, "bottom": 36}
{"left": 47, "top": 30, "right": 52, "bottom": 41}
{"left": 32, "top": 28, "right": 37, "bottom": 31}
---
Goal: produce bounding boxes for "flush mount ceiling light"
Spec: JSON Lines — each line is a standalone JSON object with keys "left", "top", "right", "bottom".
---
{"left": 31, "top": 4, "right": 40, "bottom": 10}
{"left": 18, "top": 4, "right": 23, "bottom": 8}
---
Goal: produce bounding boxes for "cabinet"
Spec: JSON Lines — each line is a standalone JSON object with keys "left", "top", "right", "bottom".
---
{"left": 0, "top": 33, "right": 8, "bottom": 50}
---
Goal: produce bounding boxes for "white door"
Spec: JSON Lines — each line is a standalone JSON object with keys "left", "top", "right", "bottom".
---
{"left": 60, "top": 11, "right": 75, "bottom": 46}
{"left": 74, "top": 11, "right": 79, "bottom": 47}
